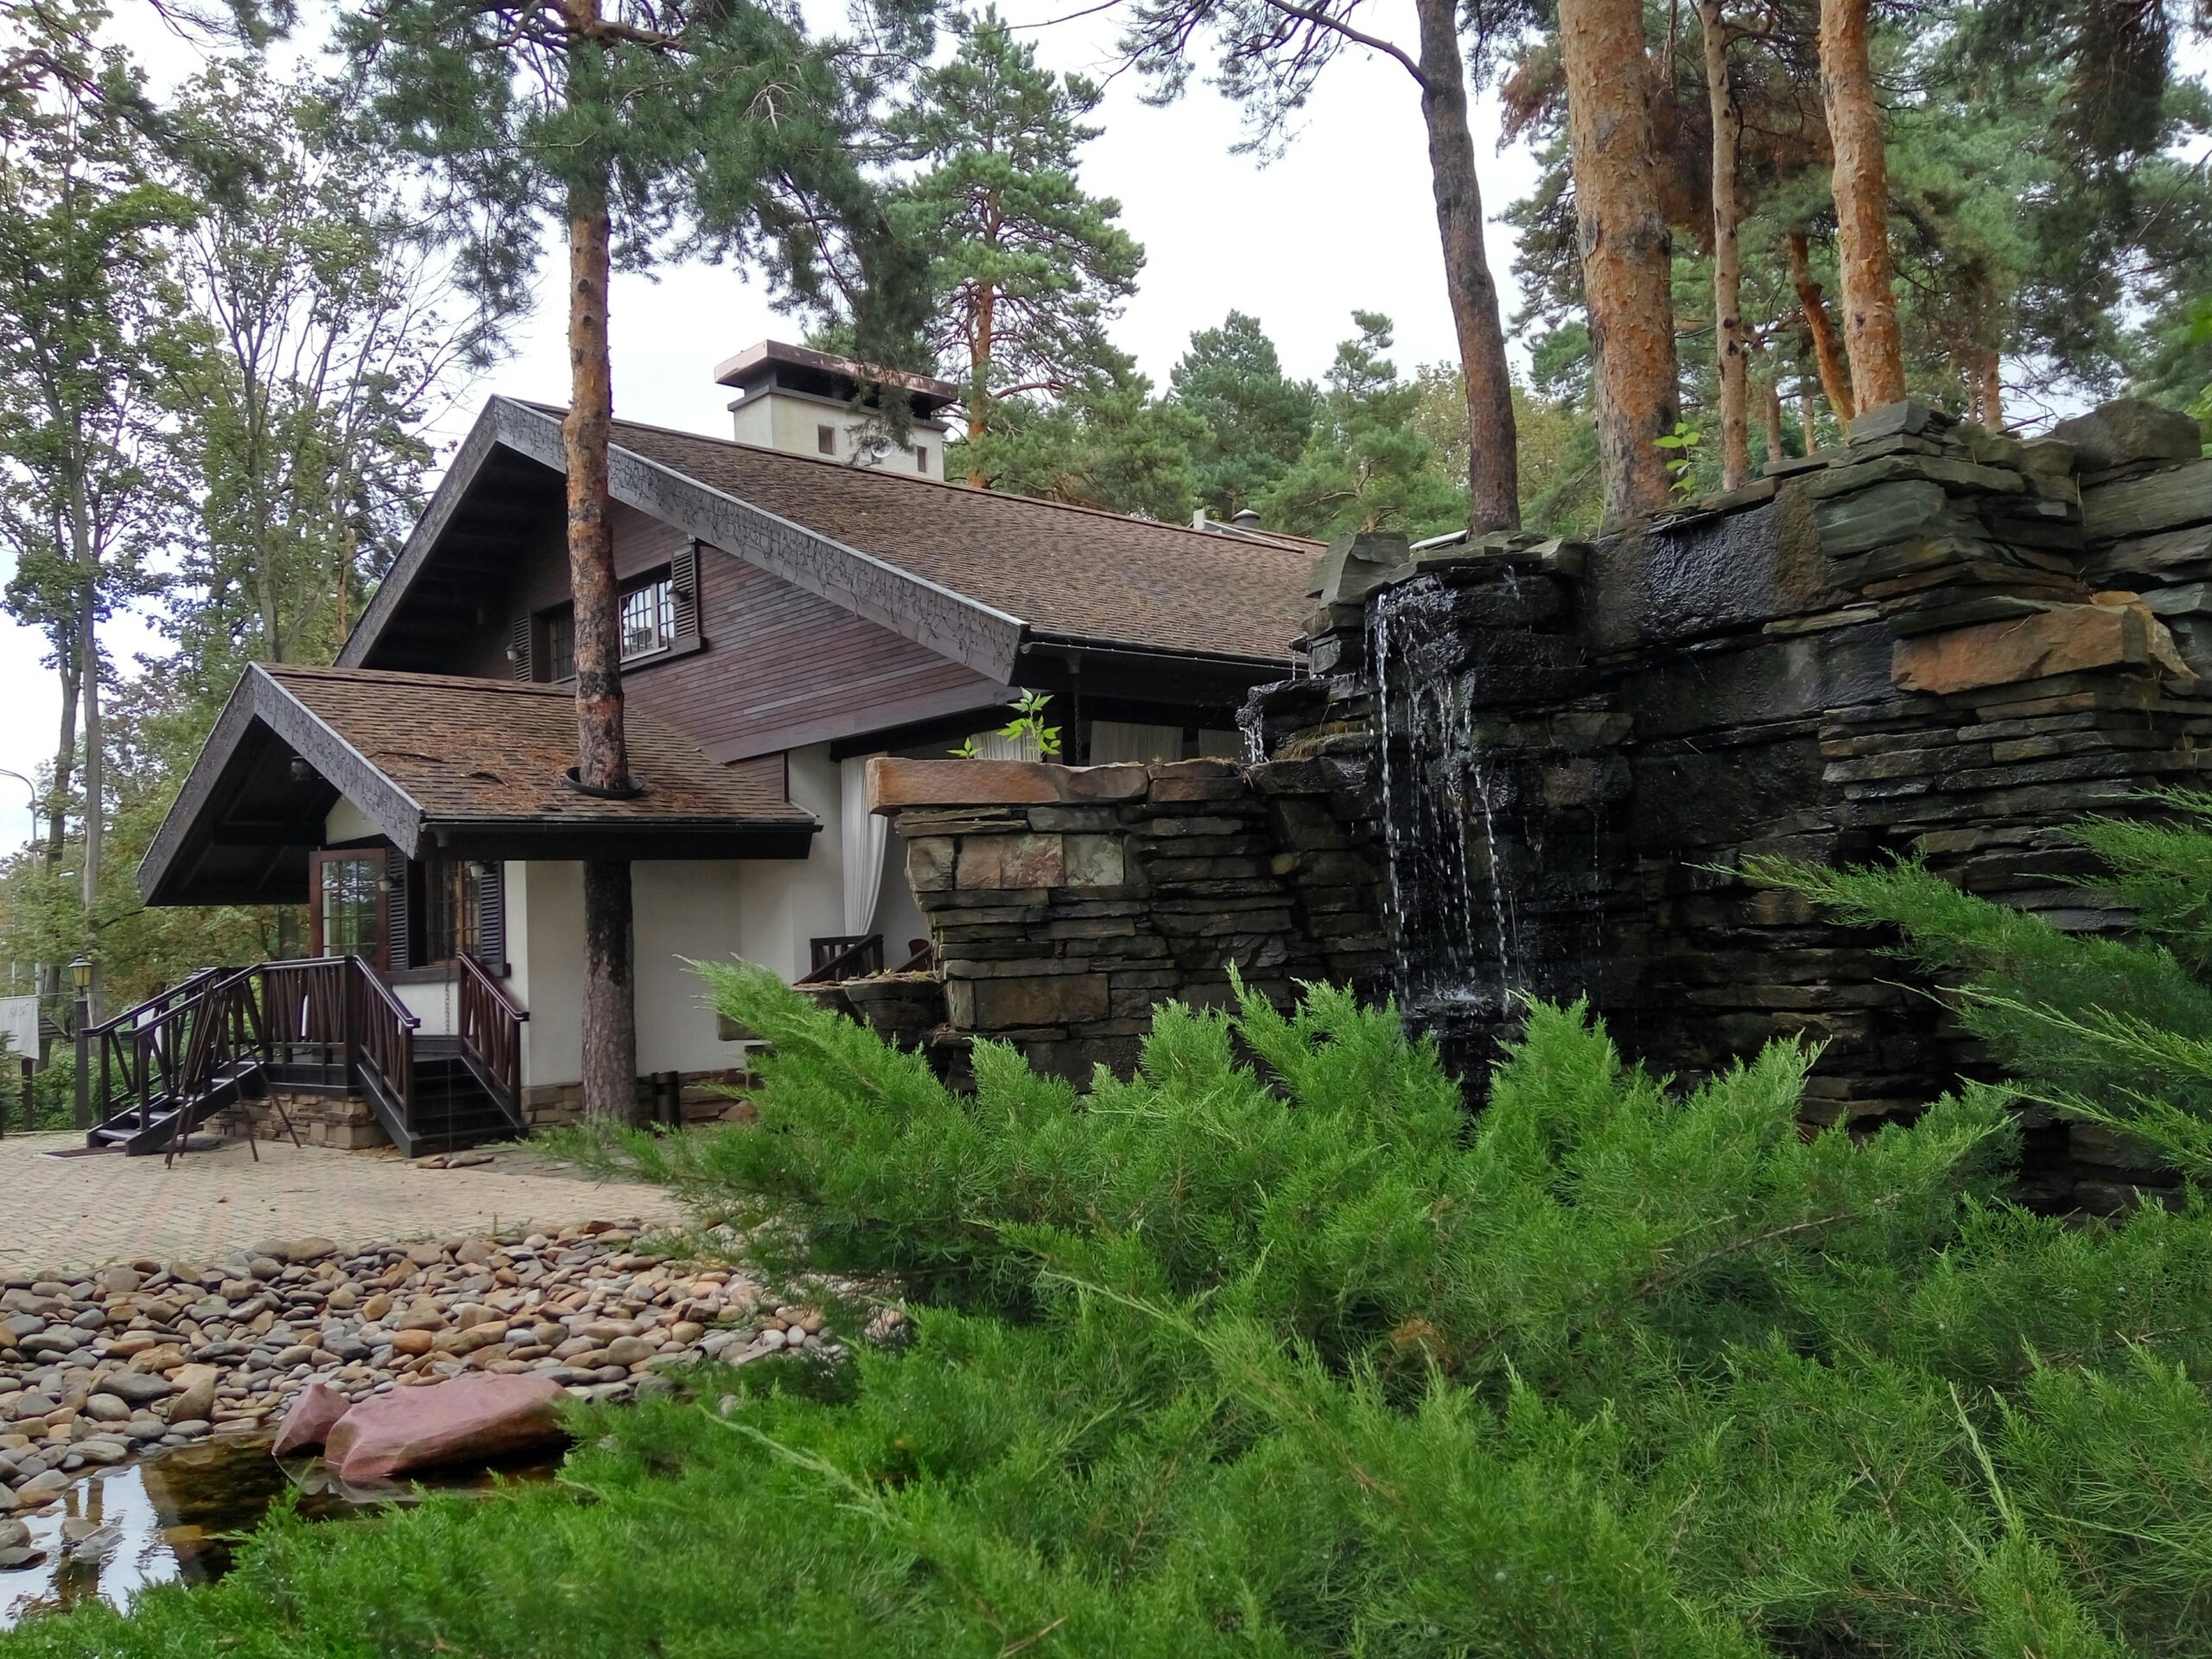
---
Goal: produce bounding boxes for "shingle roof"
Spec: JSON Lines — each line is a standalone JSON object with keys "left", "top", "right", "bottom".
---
{"left": 264, "top": 664, "right": 813, "bottom": 831}
{"left": 599, "top": 415, "right": 1320, "bottom": 665}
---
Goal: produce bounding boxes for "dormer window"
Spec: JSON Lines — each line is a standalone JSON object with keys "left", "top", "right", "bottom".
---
{"left": 620, "top": 575, "right": 674, "bottom": 659}
{"left": 537, "top": 570, "right": 677, "bottom": 681}
{"left": 817, "top": 424, "right": 836, "bottom": 455}
{"left": 914, "top": 445, "right": 928, "bottom": 474}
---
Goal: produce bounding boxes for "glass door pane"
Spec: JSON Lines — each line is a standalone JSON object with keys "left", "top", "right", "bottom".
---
{"left": 316, "top": 855, "right": 385, "bottom": 965}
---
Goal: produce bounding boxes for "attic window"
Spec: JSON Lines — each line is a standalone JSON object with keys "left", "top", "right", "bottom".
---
{"left": 537, "top": 569, "right": 675, "bottom": 680}
{"left": 817, "top": 424, "right": 836, "bottom": 455}
{"left": 913, "top": 445, "right": 928, "bottom": 474}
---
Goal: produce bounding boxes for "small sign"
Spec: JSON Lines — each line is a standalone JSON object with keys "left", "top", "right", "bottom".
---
{"left": 0, "top": 995, "right": 38, "bottom": 1065}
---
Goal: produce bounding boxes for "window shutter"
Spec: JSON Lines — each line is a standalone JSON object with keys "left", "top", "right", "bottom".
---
{"left": 387, "top": 857, "right": 411, "bottom": 971}
{"left": 671, "top": 541, "right": 701, "bottom": 640}
{"left": 477, "top": 861, "right": 505, "bottom": 970}
{"left": 509, "top": 615, "right": 532, "bottom": 680}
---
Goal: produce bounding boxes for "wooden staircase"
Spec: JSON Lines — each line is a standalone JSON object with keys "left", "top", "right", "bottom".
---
{"left": 85, "top": 956, "right": 530, "bottom": 1159}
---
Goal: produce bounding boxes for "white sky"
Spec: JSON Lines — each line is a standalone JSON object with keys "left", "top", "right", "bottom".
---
{"left": 0, "top": 0, "right": 1542, "bottom": 855}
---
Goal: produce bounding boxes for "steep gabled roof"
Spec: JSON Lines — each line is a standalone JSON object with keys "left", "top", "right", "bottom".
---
{"left": 340, "top": 397, "right": 1317, "bottom": 678}
{"left": 142, "top": 664, "right": 816, "bottom": 906}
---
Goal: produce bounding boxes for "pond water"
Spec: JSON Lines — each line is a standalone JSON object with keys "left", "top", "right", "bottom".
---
{"left": 0, "top": 1434, "right": 563, "bottom": 1630}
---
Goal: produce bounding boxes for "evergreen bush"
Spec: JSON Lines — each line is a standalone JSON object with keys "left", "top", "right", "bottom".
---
{"left": 1748, "top": 786, "right": 2212, "bottom": 1179}
{"left": 14, "top": 967, "right": 2212, "bottom": 1655}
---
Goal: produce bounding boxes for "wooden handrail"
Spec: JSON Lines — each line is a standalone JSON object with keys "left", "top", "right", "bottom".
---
{"left": 455, "top": 953, "right": 527, "bottom": 1126}
{"left": 346, "top": 955, "right": 416, "bottom": 1133}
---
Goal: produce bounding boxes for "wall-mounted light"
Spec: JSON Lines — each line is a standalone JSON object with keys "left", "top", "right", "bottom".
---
{"left": 504, "top": 646, "right": 524, "bottom": 664}
{"left": 288, "top": 757, "right": 312, "bottom": 783}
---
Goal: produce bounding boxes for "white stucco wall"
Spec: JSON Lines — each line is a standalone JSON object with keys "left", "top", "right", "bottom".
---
{"left": 732, "top": 743, "right": 845, "bottom": 983}
{"left": 632, "top": 861, "right": 756, "bottom": 1076}
{"left": 512, "top": 855, "right": 794, "bottom": 1088}
{"left": 727, "top": 389, "right": 944, "bottom": 477}
{"left": 324, "top": 798, "right": 380, "bottom": 844}
{"left": 395, "top": 977, "right": 456, "bottom": 1039}
{"left": 498, "top": 742, "right": 940, "bottom": 1089}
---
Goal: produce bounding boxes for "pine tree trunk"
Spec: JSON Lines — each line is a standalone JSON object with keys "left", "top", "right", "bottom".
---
{"left": 564, "top": 172, "right": 640, "bottom": 1127}
{"left": 1412, "top": 0, "right": 1518, "bottom": 532}
{"left": 1817, "top": 0, "right": 1905, "bottom": 412}
{"left": 44, "top": 637, "right": 77, "bottom": 872}
{"left": 1980, "top": 350, "right": 2003, "bottom": 431}
{"left": 1698, "top": 0, "right": 1750, "bottom": 490}
{"left": 1788, "top": 231, "right": 1856, "bottom": 426}
{"left": 1761, "top": 373, "right": 1786, "bottom": 466}
{"left": 1798, "top": 378, "right": 1821, "bottom": 453}
{"left": 1555, "top": 0, "right": 1679, "bottom": 524}
{"left": 967, "top": 281, "right": 995, "bottom": 488}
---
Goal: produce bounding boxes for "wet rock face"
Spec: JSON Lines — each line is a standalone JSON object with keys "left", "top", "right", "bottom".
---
{"left": 1260, "top": 397, "right": 2212, "bottom": 1206}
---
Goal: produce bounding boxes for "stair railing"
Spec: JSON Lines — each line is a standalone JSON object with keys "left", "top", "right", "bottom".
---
{"left": 347, "top": 955, "right": 417, "bottom": 1135}
{"left": 86, "top": 968, "right": 226, "bottom": 1135}
{"left": 455, "top": 952, "right": 529, "bottom": 1129}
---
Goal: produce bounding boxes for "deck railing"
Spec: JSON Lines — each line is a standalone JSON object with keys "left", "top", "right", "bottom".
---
{"left": 455, "top": 952, "right": 528, "bottom": 1121}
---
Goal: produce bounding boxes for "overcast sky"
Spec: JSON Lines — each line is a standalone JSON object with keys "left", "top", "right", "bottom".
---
{"left": 0, "top": 1, "right": 1541, "bottom": 855}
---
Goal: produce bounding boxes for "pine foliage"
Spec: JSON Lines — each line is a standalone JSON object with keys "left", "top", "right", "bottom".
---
{"left": 1750, "top": 789, "right": 2212, "bottom": 1177}
{"left": 27, "top": 970, "right": 2212, "bottom": 1654}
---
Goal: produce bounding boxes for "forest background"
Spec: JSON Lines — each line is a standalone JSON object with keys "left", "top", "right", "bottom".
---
{"left": 3, "top": 0, "right": 2211, "bottom": 1053}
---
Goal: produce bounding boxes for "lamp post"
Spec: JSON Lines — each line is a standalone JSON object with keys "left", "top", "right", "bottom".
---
{"left": 70, "top": 954, "right": 92, "bottom": 1131}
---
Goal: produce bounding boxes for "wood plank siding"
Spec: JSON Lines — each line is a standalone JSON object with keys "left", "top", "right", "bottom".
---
{"left": 443, "top": 503, "right": 1005, "bottom": 762}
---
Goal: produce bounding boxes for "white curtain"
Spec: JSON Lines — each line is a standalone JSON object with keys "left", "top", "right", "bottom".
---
{"left": 840, "top": 753, "right": 890, "bottom": 938}
{"left": 1088, "top": 720, "right": 1185, "bottom": 765}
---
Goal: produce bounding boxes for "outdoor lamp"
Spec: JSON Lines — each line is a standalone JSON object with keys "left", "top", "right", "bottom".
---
{"left": 68, "top": 955, "right": 92, "bottom": 994}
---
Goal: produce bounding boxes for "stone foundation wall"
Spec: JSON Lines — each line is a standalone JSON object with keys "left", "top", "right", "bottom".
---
{"left": 213, "top": 1071, "right": 756, "bottom": 1154}
{"left": 863, "top": 756, "right": 1389, "bottom": 1081}
{"left": 1251, "top": 396, "right": 2212, "bottom": 1211}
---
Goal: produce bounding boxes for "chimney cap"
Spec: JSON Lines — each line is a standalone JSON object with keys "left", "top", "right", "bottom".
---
{"left": 1231, "top": 507, "right": 1263, "bottom": 528}
{"left": 712, "top": 339, "right": 962, "bottom": 416}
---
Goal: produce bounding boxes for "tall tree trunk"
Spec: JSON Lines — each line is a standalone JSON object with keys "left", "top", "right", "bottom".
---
{"left": 1798, "top": 377, "right": 1821, "bottom": 453}
{"left": 1412, "top": 0, "right": 1518, "bottom": 532}
{"left": 1817, "top": 0, "right": 1905, "bottom": 411}
{"left": 1980, "top": 350, "right": 2003, "bottom": 431}
{"left": 43, "top": 635, "right": 77, "bottom": 872}
{"left": 563, "top": 169, "right": 639, "bottom": 1126}
{"left": 1788, "top": 232, "right": 1856, "bottom": 426}
{"left": 1698, "top": 0, "right": 1750, "bottom": 490}
{"left": 1555, "top": 0, "right": 1679, "bottom": 524}
{"left": 67, "top": 467, "right": 101, "bottom": 1019}
{"left": 1761, "top": 372, "right": 1786, "bottom": 466}
{"left": 967, "top": 281, "right": 995, "bottom": 488}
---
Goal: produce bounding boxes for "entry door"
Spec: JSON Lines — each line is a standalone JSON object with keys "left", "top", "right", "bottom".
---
{"left": 309, "top": 849, "right": 388, "bottom": 972}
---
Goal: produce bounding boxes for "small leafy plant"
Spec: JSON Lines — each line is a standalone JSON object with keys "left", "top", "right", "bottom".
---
{"left": 1656, "top": 419, "right": 1703, "bottom": 498}
{"left": 948, "top": 690, "right": 1061, "bottom": 760}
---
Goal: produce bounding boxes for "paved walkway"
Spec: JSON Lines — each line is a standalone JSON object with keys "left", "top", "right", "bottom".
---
{"left": 0, "top": 1131, "right": 685, "bottom": 1276}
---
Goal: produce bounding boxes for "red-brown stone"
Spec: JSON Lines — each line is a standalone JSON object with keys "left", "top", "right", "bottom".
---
{"left": 1891, "top": 603, "right": 2192, "bottom": 696}
{"left": 867, "top": 756, "right": 1149, "bottom": 811}
{"left": 271, "top": 1381, "right": 353, "bottom": 1456}
{"left": 322, "top": 1374, "right": 567, "bottom": 1482}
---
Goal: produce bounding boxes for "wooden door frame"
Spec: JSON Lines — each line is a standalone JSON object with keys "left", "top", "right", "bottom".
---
{"left": 308, "top": 846, "right": 391, "bottom": 974}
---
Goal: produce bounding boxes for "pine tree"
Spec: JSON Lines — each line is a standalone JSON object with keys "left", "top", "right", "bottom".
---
{"left": 1167, "top": 311, "right": 1315, "bottom": 519}
{"left": 321, "top": 0, "right": 920, "bottom": 1123}
{"left": 1120, "top": 0, "right": 1529, "bottom": 534}
{"left": 888, "top": 7, "right": 1142, "bottom": 488}
{"left": 1262, "top": 313, "right": 1465, "bottom": 539}
{"left": 1553, "top": 0, "right": 1679, "bottom": 522}
{"left": 1817, "top": 0, "right": 1907, "bottom": 410}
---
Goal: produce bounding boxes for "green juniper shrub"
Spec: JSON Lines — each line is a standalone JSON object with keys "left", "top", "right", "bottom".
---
{"left": 9, "top": 969, "right": 2212, "bottom": 1656}
{"left": 1747, "top": 786, "right": 2212, "bottom": 1179}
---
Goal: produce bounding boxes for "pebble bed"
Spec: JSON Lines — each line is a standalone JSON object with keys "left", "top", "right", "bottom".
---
{"left": 0, "top": 1219, "right": 879, "bottom": 1559}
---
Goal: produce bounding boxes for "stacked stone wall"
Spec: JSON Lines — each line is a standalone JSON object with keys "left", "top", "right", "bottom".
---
{"left": 1251, "top": 396, "right": 2212, "bottom": 1211}
{"left": 865, "top": 755, "right": 1389, "bottom": 1082}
